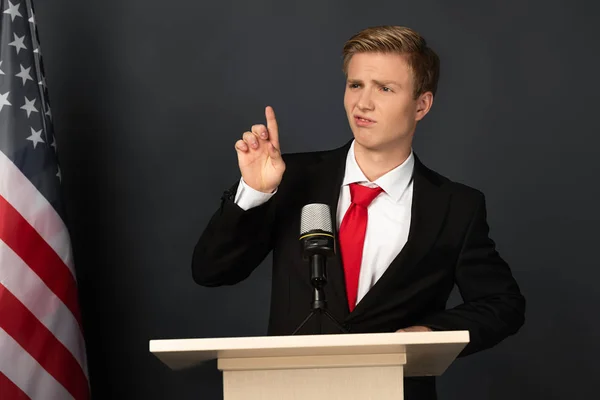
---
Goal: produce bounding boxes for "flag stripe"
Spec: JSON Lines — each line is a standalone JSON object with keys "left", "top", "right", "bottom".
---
{"left": 0, "top": 194, "right": 83, "bottom": 330}
{"left": 0, "top": 239, "right": 87, "bottom": 373}
{"left": 0, "top": 151, "right": 75, "bottom": 276}
{"left": 0, "top": 285, "right": 88, "bottom": 400}
{"left": 0, "top": 327, "right": 73, "bottom": 400}
{"left": 0, "top": 371, "right": 30, "bottom": 400}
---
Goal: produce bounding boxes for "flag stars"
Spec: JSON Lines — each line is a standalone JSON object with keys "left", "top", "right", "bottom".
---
{"left": 0, "top": 91, "right": 11, "bottom": 112}
{"left": 56, "top": 165, "right": 62, "bottom": 182}
{"left": 45, "top": 105, "right": 52, "bottom": 120}
{"left": 26, "top": 127, "right": 44, "bottom": 149}
{"left": 15, "top": 64, "right": 33, "bottom": 86}
{"left": 21, "top": 96, "right": 38, "bottom": 118}
{"left": 9, "top": 33, "right": 27, "bottom": 54}
{"left": 0, "top": 61, "right": 4, "bottom": 75}
{"left": 3, "top": 1, "right": 22, "bottom": 22}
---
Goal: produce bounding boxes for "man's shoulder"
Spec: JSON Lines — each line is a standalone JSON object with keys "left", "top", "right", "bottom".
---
{"left": 280, "top": 142, "right": 350, "bottom": 172}
{"left": 281, "top": 144, "right": 347, "bottom": 163}
{"left": 417, "top": 157, "right": 485, "bottom": 204}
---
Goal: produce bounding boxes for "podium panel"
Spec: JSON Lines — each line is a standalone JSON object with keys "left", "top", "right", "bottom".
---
{"left": 223, "top": 365, "right": 404, "bottom": 400}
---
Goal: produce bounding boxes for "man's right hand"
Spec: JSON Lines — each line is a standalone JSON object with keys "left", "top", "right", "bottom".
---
{"left": 235, "top": 106, "right": 286, "bottom": 193}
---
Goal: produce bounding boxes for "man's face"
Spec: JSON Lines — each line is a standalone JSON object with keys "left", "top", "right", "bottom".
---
{"left": 343, "top": 52, "right": 431, "bottom": 154}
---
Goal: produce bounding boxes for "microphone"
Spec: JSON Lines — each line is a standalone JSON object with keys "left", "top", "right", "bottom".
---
{"left": 292, "top": 203, "right": 347, "bottom": 335}
{"left": 299, "top": 204, "right": 335, "bottom": 289}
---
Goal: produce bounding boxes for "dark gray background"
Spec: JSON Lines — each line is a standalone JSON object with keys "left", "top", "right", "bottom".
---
{"left": 34, "top": 0, "right": 598, "bottom": 399}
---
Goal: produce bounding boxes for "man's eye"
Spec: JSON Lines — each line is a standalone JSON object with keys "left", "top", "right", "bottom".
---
{"left": 349, "top": 83, "right": 360, "bottom": 89}
{"left": 382, "top": 86, "right": 391, "bottom": 92}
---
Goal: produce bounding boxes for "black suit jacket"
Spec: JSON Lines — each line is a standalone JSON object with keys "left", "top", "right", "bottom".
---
{"left": 191, "top": 141, "right": 525, "bottom": 399}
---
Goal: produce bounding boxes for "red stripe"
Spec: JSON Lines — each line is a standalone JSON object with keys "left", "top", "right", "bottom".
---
{"left": 0, "top": 371, "right": 31, "bottom": 400}
{"left": 0, "top": 195, "right": 83, "bottom": 330}
{"left": 0, "top": 284, "right": 89, "bottom": 400}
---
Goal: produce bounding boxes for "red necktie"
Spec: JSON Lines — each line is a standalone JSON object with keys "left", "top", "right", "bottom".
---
{"left": 339, "top": 183, "right": 383, "bottom": 312}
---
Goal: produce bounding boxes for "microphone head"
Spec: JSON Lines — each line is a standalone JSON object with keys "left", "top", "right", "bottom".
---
{"left": 300, "top": 203, "right": 333, "bottom": 235}
{"left": 299, "top": 203, "right": 335, "bottom": 259}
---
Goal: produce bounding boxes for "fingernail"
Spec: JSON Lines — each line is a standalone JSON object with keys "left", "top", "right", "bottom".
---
{"left": 261, "top": 132, "right": 267, "bottom": 139}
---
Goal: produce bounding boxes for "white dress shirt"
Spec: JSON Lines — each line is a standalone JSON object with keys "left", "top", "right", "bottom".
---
{"left": 234, "top": 140, "right": 414, "bottom": 307}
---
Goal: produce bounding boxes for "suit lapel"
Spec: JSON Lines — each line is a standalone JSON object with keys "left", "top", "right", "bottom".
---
{"left": 309, "top": 141, "right": 352, "bottom": 320}
{"left": 348, "top": 153, "right": 451, "bottom": 320}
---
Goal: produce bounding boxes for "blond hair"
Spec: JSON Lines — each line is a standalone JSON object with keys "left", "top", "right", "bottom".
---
{"left": 342, "top": 26, "right": 440, "bottom": 99}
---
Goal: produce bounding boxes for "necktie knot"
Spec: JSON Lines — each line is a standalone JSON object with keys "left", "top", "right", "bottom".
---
{"left": 349, "top": 183, "right": 383, "bottom": 208}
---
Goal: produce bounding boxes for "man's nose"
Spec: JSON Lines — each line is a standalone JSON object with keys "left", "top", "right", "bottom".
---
{"left": 357, "top": 89, "right": 374, "bottom": 111}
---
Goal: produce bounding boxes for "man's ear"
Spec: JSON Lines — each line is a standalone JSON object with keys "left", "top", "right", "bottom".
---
{"left": 415, "top": 91, "right": 434, "bottom": 122}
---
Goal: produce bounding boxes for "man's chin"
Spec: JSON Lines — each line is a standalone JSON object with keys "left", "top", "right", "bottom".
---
{"left": 353, "top": 134, "right": 411, "bottom": 156}
{"left": 352, "top": 131, "right": 384, "bottom": 150}
{"left": 353, "top": 137, "right": 387, "bottom": 153}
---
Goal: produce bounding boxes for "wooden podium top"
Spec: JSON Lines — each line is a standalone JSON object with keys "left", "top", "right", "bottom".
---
{"left": 150, "top": 331, "right": 469, "bottom": 377}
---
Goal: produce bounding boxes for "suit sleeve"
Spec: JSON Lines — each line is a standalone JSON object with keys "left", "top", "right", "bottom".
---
{"left": 416, "top": 193, "right": 526, "bottom": 357}
{"left": 191, "top": 181, "right": 277, "bottom": 287}
{"left": 234, "top": 177, "right": 277, "bottom": 210}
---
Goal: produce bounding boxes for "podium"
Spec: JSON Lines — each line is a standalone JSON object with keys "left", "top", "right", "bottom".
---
{"left": 150, "top": 331, "right": 469, "bottom": 400}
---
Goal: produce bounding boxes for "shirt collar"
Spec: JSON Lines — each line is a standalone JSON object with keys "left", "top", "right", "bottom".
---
{"left": 342, "top": 140, "right": 415, "bottom": 203}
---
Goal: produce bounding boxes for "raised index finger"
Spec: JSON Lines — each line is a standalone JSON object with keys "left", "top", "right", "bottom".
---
{"left": 265, "top": 106, "right": 280, "bottom": 150}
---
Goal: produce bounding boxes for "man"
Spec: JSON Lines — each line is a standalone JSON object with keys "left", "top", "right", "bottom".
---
{"left": 192, "top": 25, "right": 525, "bottom": 399}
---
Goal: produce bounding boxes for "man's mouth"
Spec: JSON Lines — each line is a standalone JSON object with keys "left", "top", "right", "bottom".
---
{"left": 355, "top": 115, "right": 376, "bottom": 124}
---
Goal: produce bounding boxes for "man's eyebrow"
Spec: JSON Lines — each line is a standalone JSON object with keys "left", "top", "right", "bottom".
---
{"left": 346, "top": 78, "right": 402, "bottom": 86}
{"left": 373, "top": 79, "right": 402, "bottom": 86}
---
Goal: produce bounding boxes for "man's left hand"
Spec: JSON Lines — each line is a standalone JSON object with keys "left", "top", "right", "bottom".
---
{"left": 396, "top": 326, "right": 432, "bottom": 332}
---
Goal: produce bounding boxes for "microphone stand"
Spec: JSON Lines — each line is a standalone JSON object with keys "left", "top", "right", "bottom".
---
{"left": 292, "top": 253, "right": 349, "bottom": 335}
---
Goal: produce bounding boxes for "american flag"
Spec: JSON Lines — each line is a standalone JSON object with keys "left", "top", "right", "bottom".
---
{"left": 0, "top": 0, "right": 89, "bottom": 399}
